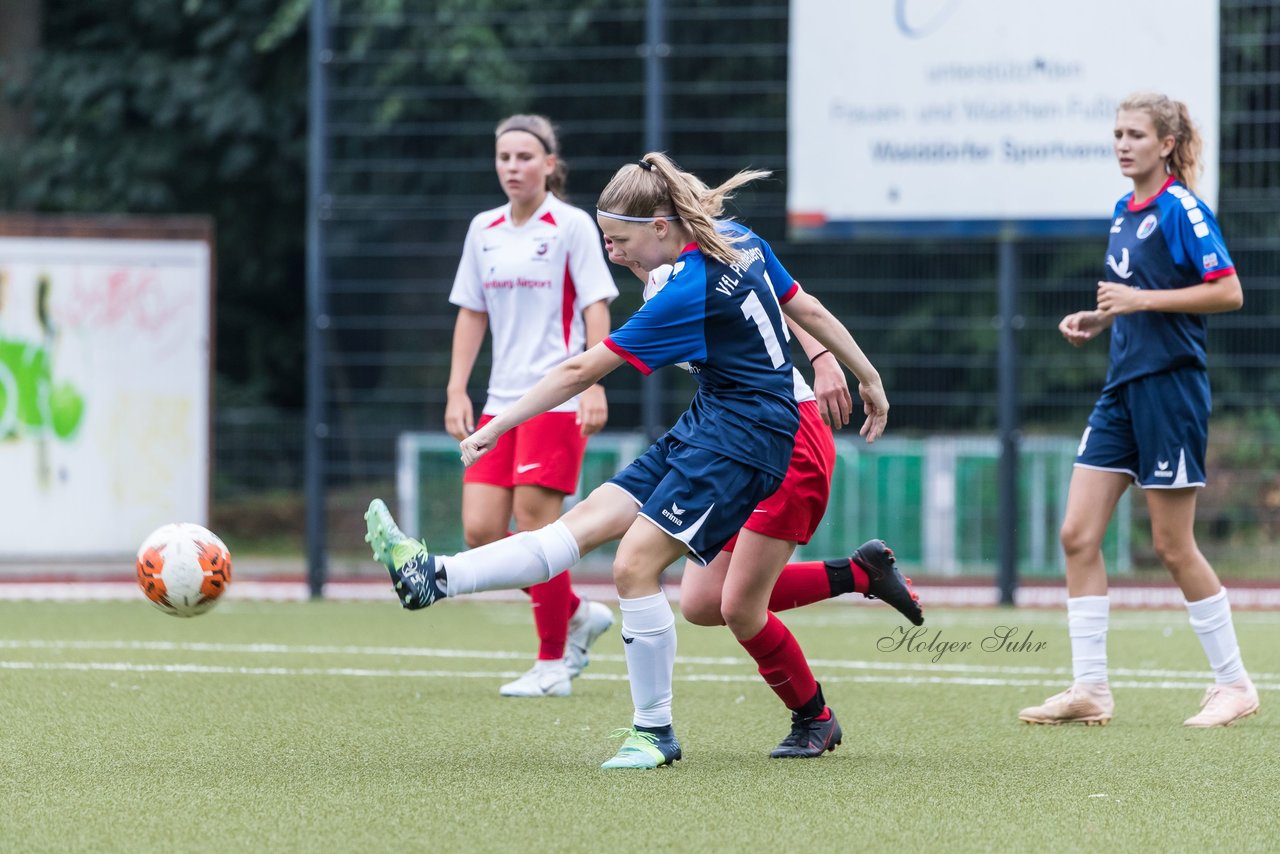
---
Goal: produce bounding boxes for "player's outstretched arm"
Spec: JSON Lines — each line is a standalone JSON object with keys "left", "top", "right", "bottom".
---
{"left": 781, "top": 286, "right": 887, "bottom": 442}
{"left": 460, "top": 343, "right": 625, "bottom": 466}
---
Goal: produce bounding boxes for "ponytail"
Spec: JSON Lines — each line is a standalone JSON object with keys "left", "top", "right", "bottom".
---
{"left": 596, "top": 152, "right": 770, "bottom": 266}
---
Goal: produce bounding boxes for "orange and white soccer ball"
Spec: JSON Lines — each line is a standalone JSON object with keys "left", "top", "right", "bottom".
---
{"left": 135, "top": 523, "right": 233, "bottom": 617}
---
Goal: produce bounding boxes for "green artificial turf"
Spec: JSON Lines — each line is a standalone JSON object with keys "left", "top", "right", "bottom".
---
{"left": 1, "top": 600, "right": 1275, "bottom": 853}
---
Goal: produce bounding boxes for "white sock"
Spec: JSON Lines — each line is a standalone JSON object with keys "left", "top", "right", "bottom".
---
{"left": 618, "top": 592, "right": 676, "bottom": 728}
{"left": 438, "top": 521, "right": 580, "bottom": 597}
{"left": 1068, "top": 595, "right": 1109, "bottom": 684}
{"left": 1186, "top": 587, "right": 1247, "bottom": 684}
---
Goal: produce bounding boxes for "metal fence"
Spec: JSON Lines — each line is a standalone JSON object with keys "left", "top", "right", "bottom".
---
{"left": 264, "top": 0, "right": 1280, "bottom": 584}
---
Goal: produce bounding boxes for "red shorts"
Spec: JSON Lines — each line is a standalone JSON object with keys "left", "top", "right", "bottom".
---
{"left": 463, "top": 411, "right": 588, "bottom": 495}
{"left": 724, "top": 400, "right": 835, "bottom": 550}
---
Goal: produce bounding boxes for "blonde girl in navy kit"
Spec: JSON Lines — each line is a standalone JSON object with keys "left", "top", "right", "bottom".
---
{"left": 366, "top": 152, "right": 889, "bottom": 769}
{"left": 1019, "top": 92, "right": 1256, "bottom": 728}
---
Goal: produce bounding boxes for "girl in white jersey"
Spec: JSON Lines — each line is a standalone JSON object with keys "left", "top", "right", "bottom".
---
{"left": 1019, "top": 93, "right": 1255, "bottom": 728}
{"left": 446, "top": 114, "right": 619, "bottom": 698}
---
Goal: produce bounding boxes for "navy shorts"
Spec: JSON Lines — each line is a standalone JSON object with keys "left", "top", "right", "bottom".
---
{"left": 1075, "top": 366, "right": 1210, "bottom": 488}
{"left": 608, "top": 433, "right": 784, "bottom": 566}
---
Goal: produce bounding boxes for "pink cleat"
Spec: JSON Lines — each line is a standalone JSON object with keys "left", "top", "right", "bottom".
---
{"left": 1018, "top": 682, "right": 1114, "bottom": 726}
{"left": 1183, "top": 679, "right": 1260, "bottom": 728}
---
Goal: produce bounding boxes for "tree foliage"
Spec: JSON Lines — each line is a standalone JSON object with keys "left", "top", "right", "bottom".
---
{"left": 0, "top": 0, "right": 309, "bottom": 407}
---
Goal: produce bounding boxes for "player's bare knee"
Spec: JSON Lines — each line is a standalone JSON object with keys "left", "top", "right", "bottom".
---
{"left": 1152, "top": 535, "right": 1199, "bottom": 572}
{"left": 463, "top": 524, "right": 508, "bottom": 550}
{"left": 719, "top": 599, "right": 760, "bottom": 636}
{"left": 1059, "top": 522, "right": 1101, "bottom": 560}
{"left": 611, "top": 553, "right": 661, "bottom": 597}
{"left": 680, "top": 595, "right": 724, "bottom": 626}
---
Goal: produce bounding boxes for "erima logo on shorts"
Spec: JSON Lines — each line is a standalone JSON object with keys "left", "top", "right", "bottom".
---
{"left": 1155, "top": 460, "right": 1173, "bottom": 478}
{"left": 661, "top": 503, "right": 686, "bottom": 526}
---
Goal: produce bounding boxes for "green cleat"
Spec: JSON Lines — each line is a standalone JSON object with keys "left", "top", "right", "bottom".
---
{"left": 364, "top": 498, "right": 444, "bottom": 610}
{"left": 600, "top": 725, "right": 682, "bottom": 770}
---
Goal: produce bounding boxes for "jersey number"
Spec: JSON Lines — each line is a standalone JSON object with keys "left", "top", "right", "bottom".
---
{"left": 740, "top": 289, "right": 786, "bottom": 368}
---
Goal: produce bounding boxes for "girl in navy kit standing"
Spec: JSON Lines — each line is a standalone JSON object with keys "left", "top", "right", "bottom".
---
{"left": 1019, "top": 92, "right": 1256, "bottom": 728}
{"left": 366, "top": 152, "right": 890, "bottom": 769}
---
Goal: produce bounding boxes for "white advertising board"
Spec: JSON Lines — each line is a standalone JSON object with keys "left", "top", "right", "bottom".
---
{"left": 788, "top": 0, "right": 1220, "bottom": 235}
{"left": 0, "top": 236, "right": 211, "bottom": 557}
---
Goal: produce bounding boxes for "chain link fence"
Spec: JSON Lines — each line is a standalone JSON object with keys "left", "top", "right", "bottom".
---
{"left": 218, "top": 0, "right": 1280, "bottom": 579}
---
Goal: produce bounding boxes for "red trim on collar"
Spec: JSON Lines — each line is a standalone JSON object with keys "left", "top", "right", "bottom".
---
{"left": 1127, "top": 175, "right": 1177, "bottom": 212}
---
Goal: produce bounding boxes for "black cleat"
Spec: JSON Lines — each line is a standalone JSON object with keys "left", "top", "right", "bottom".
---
{"left": 854, "top": 539, "right": 924, "bottom": 626}
{"left": 770, "top": 707, "right": 843, "bottom": 759}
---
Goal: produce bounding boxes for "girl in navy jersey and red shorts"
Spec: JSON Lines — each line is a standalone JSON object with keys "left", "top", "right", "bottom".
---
{"left": 608, "top": 253, "right": 922, "bottom": 759}
{"left": 1019, "top": 92, "right": 1256, "bottom": 729}
{"left": 365, "top": 152, "right": 894, "bottom": 769}
{"left": 446, "top": 114, "right": 618, "bottom": 699}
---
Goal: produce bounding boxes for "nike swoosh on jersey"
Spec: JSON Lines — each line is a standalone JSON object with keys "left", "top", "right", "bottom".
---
{"left": 515, "top": 463, "right": 542, "bottom": 474}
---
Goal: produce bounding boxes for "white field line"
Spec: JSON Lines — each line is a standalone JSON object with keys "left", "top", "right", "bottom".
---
{"left": 4, "top": 580, "right": 1280, "bottom": 610}
{"left": 1, "top": 658, "right": 1277, "bottom": 693}
{"left": 0, "top": 639, "right": 1277, "bottom": 691}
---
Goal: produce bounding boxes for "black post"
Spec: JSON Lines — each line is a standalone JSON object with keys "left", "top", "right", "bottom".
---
{"left": 996, "top": 230, "right": 1021, "bottom": 606}
{"left": 640, "top": 0, "right": 669, "bottom": 440}
{"left": 305, "top": 0, "right": 331, "bottom": 599}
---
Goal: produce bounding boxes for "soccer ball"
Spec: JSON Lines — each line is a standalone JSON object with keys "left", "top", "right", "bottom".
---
{"left": 135, "top": 523, "right": 233, "bottom": 617}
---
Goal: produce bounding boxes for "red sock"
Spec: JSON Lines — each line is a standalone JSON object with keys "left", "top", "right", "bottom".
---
{"left": 739, "top": 613, "right": 818, "bottom": 710}
{"left": 768, "top": 563, "right": 833, "bottom": 611}
{"left": 527, "top": 571, "right": 573, "bottom": 660}
{"left": 769, "top": 559, "right": 868, "bottom": 612}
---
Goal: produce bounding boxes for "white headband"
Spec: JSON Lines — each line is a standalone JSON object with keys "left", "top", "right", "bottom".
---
{"left": 595, "top": 210, "right": 680, "bottom": 223}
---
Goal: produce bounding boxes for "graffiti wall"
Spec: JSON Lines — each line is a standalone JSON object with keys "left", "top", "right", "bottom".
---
{"left": 0, "top": 234, "right": 211, "bottom": 558}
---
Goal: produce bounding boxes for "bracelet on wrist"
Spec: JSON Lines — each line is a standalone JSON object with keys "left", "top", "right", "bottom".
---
{"left": 809, "top": 349, "right": 833, "bottom": 364}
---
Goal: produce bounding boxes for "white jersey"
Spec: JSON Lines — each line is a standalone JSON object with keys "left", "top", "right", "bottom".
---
{"left": 451, "top": 195, "right": 618, "bottom": 414}
{"left": 645, "top": 264, "right": 815, "bottom": 404}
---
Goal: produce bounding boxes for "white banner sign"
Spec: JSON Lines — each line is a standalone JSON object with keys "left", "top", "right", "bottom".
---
{"left": 0, "top": 237, "right": 211, "bottom": 557}
{"left": 788, "top": 0, "right": 1219, "bottom": 233}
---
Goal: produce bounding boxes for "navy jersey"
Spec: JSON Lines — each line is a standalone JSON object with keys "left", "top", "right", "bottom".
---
{"left": 604, "top": 222, "right": 801, "bottom": 480}
{"left": 1101, "top": 177, "right": 1236, "bottom": 391}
